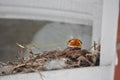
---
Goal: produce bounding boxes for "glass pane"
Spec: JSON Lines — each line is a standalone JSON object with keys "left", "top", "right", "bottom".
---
{"left": 31, "top": 22, "right": 92, "bottom": 51}
{"left": 0, "top": 19, "right": 92, "bottom": 62}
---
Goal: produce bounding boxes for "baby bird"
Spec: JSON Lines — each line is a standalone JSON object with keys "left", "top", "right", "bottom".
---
{"left": 67, "top": 38, "right": 82, "bottom": 49}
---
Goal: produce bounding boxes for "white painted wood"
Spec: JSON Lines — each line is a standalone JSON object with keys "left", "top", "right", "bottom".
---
{"left": 0, "top": 65, "right": 115, "bottom": 80}
{"left": 100, "top": 0, "right": 119, "bottom": 66}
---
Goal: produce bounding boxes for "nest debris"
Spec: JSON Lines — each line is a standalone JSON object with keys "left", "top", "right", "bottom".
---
{"left": 0, "top": 42, "right": 100, "bottom": 76}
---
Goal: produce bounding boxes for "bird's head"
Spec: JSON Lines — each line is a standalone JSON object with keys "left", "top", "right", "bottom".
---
{"left": 67, "top": 38, "right": 82, "bottom": 49}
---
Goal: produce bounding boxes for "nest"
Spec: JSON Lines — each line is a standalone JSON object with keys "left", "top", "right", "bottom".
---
{"left": 0, "top": 42, "right": 100, "bottom": 76}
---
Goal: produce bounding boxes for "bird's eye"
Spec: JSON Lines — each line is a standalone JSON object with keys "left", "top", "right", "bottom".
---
{"left": 68, "top": 39, "right": 73, "bottom": 43}
{"left": 68, "top": 40, "right": 71, "bottom": 42}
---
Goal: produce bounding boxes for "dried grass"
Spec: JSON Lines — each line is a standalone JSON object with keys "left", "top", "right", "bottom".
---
{"left": 0, "top": 42, "right": 100, "bottom": 76}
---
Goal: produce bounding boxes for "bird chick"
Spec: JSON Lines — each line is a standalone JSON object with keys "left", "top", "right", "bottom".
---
{"left": 67, "top": 38, "right": 82, "bottom": 49}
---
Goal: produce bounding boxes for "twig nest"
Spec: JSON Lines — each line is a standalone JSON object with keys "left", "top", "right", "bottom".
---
{"left": 0, "top": 40, "right": 100, "bottom": 76}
